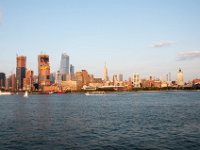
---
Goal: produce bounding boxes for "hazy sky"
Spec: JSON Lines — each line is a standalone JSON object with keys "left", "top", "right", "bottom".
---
{"left": 0, "top": 0, "right": 200, "bottom": 81}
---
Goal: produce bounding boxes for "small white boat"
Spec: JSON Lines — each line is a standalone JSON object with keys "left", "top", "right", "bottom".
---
{"left": 24, "top": 91, "right": 29, "bottom": 98}
{"left": 0, "top": 91, "right": 12, "bottom": 95}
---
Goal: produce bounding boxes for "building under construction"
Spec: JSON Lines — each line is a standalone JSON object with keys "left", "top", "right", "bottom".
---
{"left": 38, "top": 54, "right": 50, "bottom": 89}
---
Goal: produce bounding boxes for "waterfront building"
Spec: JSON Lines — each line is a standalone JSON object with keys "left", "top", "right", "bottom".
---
{"left": 5, "top": 77, "right": 9, "bottom": 90}
{"left": 6, "top": 74, "right": 16, "bottom": 91}
{"left": 38, "top": 54, "right": 50, "bottom": 89}
{"left": 132, "top": 73, "right": 141, "bottom": 88}
{"left": 118, "top": 74, "right": 123, "bottom": 82}
{"left": 50, "top": 73, "right": 56, "bottom": 84}
{"left": 60, "top": 53, "right": 69, "bottom": 81}
{"left": 75, "top": 70, "right": 90, "bottom": 86}
{"left": 55, "top": 70, "right": 62, "bottom": 85}
{"left": 193, "top": 79, "right": 200, "bottom": 88}
{"left": 16, "top": 55, "right": 26, "bottom": 90}
{"left": 23, "top": 70, "right": 34, "bottom": 91}
{"left": 70, "top": 64, "right": 75, "bottom": 74}
{"left": 61, "top": 80, "right": 83, "bottom": 91}
{"left": 113, "top": 74, "right": 118, "bottom": 86}
{"left": 104, "top": 63, "right": 109, "bottom": 82}
{"left": 69, "top": 64, "right": 75, "bottom": 80}
{"left": 177, "top": 68, "right": 184, "bottom": 87}
{"left": 0, "top": 72, "right": 6, "bottom": 89}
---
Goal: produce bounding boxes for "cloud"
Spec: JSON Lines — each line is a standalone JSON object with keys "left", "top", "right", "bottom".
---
{"left": 177, "top": 51, "right": 200, "bottom": 61}
{"left": 151, "top": 41, "right": 175, "bottom": 48}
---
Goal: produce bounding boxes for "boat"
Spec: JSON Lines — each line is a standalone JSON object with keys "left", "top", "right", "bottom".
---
{"left": 0, "top": 91, "right": 12, "bottom": 95}
{"left": 85, "top": 91, "right": 106, "bottom": 96}
{"left": 24, "top": 91, "right": 29, "bottom": 98}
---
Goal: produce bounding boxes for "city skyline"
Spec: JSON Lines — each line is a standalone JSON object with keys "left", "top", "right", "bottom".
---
{"left": 0, "top": 0, "right": 200, "bottom": 80}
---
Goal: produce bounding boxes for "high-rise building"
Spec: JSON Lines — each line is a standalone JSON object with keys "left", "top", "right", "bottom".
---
{"left": 113, "top": 74, "right": 118, "bottom": 86}
{"left": 38, "top": 54, "right": 50, "bottom": 88}
{"left": 118, "top": 74, "right": 123, "bottom": 82}
{"left": 177, "top": 68, "right": 184, "bottom": 86}
{"left": 60, "top": 53, "right": 69, "bottom": 81}
{"left": 23, "top": 70, "right": 34, "bottom": 91}
{"left": 16, "top": 55, "right": 26, "bottom": 90}
{"left": 70, "top": 64, "right": 75, "bottom": 74}
{"left": 69, "top": 64, "right": 75, "bottom": 80}
{"left": 104, "top": 63, "right": 109, "bottom": 81}
{"left": 10, "top": 74, "right": 16, "bottom": 91}
{"left": 0, "top": 72, "right": 6, "bottom": 89}
{"left": 55, "top": 70, "right": 62, "bottom": 85}
{"left": 50, "top": 73, "right": 56, "bottom": 84}
{"left": 6, "top": 74, "right": 16, "bottom": 91}
{"left": 132, "top": 73, "right": 141, "bottom": 88}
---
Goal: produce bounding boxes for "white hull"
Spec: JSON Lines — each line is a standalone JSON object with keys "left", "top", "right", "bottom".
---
{"left": 85, "top": 91, "right": 105, "bottom": 96}
{"left": 24, "top": 91, "right": 29, "bottom": 98}
{"left": 0, "top": 91, "right": 12, "bottom": 95}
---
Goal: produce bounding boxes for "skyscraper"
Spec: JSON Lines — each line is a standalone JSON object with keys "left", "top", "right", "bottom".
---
{"left": 177, "top": 68, "right": 184, "bottom": 87}
{"left": 118, "top": 74, "right": 123, "bottom": 82}
{"left": 69, "top": 64, "right": 75, "bottom": 80}
{"left": 70, "top": 64, "right": 75, "bottom": 75}
{"left": 16, "top": 55, "right": 26, "bottom": 90}
{"left": 104, "top": 63, "right": 109, "bottom": 81}
{"left": 38, "top": 54, "right": 50, "bottom": 88}
{"left": 0, "top": 72, "right": 6, "bottom": 89}
{"left": 23, "top": 70, "right": 34, "bottom": 91}
{"left": 60, "top": 53, "right": 69, "bottom": 81}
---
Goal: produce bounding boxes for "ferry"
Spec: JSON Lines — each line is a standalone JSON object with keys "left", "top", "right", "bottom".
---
{"left": 0, "top": 91, "right": 12, "bottom": 95}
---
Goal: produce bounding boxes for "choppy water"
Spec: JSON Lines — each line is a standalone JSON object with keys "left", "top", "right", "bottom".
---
{"left": 0, "top": 91, "right": 200, "bottom": 150}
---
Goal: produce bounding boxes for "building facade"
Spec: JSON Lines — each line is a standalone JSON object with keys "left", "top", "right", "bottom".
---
{"left": 75, "top": 70, "right": 90, "bottom": 86}
{"left": 177, "top": 68, "right": 184, "bottom": 87}
{"left": 104, "top": 63, "right": 109, "bottom": 81}
{"left": 23, "top": 70, "right": 34, "bottom": 91}
{"left": 132, "top": 73, "right": 141, "bottom": 88}
{"left": 0, "top": 72, "right": 6, "bottom": 89}
{"left": 38, "top": 54, "right": 50, "bottom": 89}
{"left": 16, "top": 55, "right": 26, "bottom": 90}
{"left": 60, "top": 53, "right": 69, "bottom": 81}
{"left": 118, "top": 74, "right": 123, "bottom": 82}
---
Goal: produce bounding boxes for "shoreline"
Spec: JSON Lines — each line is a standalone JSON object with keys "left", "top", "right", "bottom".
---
{"left": 2, "top": 88, "right": 200, "bottom": 95}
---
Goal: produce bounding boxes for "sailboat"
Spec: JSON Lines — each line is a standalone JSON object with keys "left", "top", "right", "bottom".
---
{"left": 24, "top": 91, "right": 29, "bottom": 98}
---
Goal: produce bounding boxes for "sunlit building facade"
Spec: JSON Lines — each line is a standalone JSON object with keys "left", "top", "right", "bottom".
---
{"left": 38, "top": 54, "right": 50, "bottom": 88}
{"left": 132, "top": 73, "right": 141, "bottom": 88}
{"left": 177, "top": 68, "right": 184, "bottom": 87}
{"left": 104, "top": 63, "right": 109, "bottom": 81}
{"left": 23, "top": 70, "right": 34, "bottom": 91}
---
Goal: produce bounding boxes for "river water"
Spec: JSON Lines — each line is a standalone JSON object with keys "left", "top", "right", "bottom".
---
{"left": 0, "top": 91, "right": 200, "bottom": 150}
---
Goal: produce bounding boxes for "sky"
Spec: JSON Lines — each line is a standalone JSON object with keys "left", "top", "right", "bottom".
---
{"left": 0, "top": 0, "right": 200, "bottom": 81}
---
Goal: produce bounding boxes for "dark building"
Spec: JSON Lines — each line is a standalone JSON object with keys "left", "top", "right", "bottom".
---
{"left": 0, "top": 72, "right": 6, "bottom": 89}
{"left": 16, "top": 55, "right": 26, "bottom": 90}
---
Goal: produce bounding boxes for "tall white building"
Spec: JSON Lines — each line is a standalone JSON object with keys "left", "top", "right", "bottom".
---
{"left": 177, "top": 68, "right": 184, "bottom": 86}
{"left": 132, "top": 73, "right": 141, "bottom": 88}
